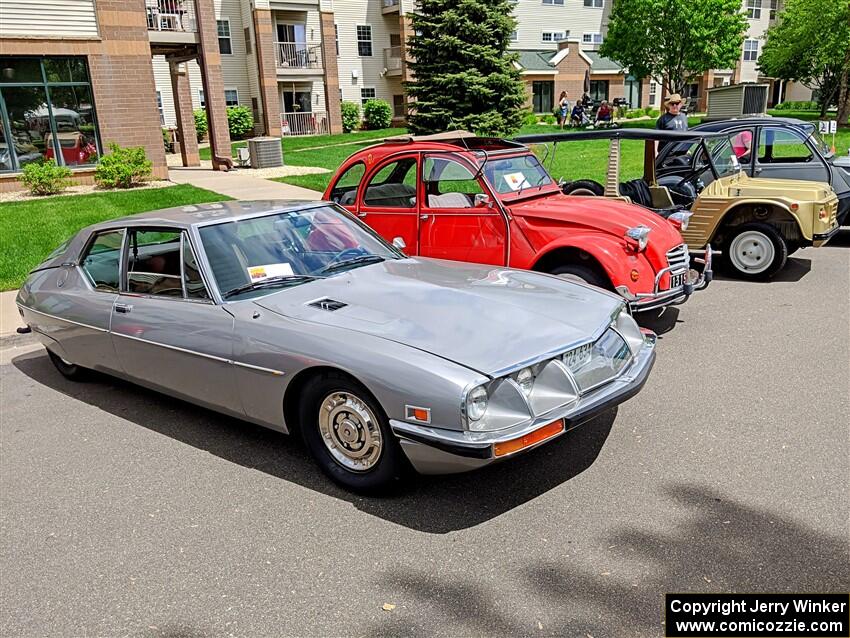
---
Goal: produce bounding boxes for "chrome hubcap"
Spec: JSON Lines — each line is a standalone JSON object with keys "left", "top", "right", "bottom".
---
{"left": 318, "top": 392, "right": 383, "bottom": 472}
{"left": 730, "top": 230, "right": 775, "bottom": 274}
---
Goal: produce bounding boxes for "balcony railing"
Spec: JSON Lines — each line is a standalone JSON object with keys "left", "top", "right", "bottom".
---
{"left": 146, "top": 0, "right": 197, "bottom": 32}
{"left": 275, "top": 42, "right": 323, "bottom": 70}
{"left": 280, "top": 111, "right": 328, "bottom": 136}
{"left": 384, "top": 46, "right": 403, "bottom": 73}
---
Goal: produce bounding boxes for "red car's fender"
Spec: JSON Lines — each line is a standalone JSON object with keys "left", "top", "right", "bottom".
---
{"left": 528, "top": 231, "right": 657, "bottom": 296}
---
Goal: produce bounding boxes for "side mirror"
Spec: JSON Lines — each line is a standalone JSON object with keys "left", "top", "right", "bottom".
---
{"left": 473, "top": 193, "right": 492, "bottom": 208}
{"left": 392, "top": 236, "right": 407, "bottom": 251}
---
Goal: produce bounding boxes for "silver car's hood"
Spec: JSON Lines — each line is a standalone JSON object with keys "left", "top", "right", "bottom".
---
{"left": 254, "top": 258, "right": 623, "bottom": 376}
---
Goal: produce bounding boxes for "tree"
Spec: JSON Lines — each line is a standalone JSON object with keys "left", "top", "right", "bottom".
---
{"left": 759, "top": 0, "right": 850, "bottom": 122}
{"left": 600, "top": 0, "right": 748, "bottom": 95}
{"left": 405, "top": 0, "right": 527, "bottom": 136}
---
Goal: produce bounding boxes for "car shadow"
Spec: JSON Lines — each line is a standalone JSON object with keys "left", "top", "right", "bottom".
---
{"left": 713, "top": 256, "right": 812, "bottom": 283}
{"left": 361, "top": 483, "right": 850, "bottom": 636}
{"left": 12, "top": 349, "right": 616, "bottom": 534}
{"left": 634, "top": 306, "right": 682, "bottom": 336}
{"left": 827, "top": 227, "right": 850, "bottom": 247}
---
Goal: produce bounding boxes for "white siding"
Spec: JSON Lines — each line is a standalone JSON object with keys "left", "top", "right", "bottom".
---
{"left": 0, "top": 0, "right": 98, "bottom": 37}
{"left": 510, "top": 0, "right": 607, "bottom": 51}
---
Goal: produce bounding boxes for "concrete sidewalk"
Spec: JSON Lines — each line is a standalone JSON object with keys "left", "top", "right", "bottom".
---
{"left": 169, "top": 166, "right": 323, "bottom": 200}
{"left": 0, "top": 290, "right": 25, "bottom": 340}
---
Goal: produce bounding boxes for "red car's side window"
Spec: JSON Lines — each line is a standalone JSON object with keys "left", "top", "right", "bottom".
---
{"left": 328, "top": 162, "right": 366, "bottom": 207}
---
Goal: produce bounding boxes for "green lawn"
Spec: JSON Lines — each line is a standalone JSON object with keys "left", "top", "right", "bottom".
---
{"left": 0, "top": 184, "right": 228, "bottom": 291}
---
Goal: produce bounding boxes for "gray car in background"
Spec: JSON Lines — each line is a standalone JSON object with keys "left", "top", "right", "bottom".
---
{"left": 16, "top": 201, "right": 657, "bottom": 492}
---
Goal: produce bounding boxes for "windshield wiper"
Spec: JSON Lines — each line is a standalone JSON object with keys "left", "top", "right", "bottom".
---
{"left": 321, "top": 254, "right": 387, "bottom": 275}
{"left": 223, "top": 275, "right": 319, "bottom": 299}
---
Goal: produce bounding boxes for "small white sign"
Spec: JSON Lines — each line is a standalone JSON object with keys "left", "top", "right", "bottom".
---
{"left": 830, "top": 120, "right": 838, "bottom": 134}
{"left": 819, "top": 120, "right": 829, "bottom": 134}
{"left": 247, "top": 263, "right": 294, "bottom": 282}
{"left": 503, "top": 172, "right": 531, "bottom": 191}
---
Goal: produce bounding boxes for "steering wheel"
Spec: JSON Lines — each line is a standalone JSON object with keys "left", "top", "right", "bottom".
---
{"left": 674, "top": 165, "right": 709, "bottom": 190}
{"left": 324, "top": 247, "right": 367, "bottom": 268}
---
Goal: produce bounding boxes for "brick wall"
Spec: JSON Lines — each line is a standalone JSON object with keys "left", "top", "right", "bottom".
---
{"left": 252, "top": 8, "right": 282, "bottom": 136}
{"left": 551, "top": 43, "right": 591, "bottom": 103}
{"left": 194, "top": 0, "right": 232, "bottom": 169}
{"left": 319, "top": 11, "right": 342, "bottom": 134}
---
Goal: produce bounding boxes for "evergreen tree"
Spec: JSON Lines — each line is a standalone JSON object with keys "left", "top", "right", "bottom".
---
{"left": 405, "top": 0, "right": 527, "bottom": 136}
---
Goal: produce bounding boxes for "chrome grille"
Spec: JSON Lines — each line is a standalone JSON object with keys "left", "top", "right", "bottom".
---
{"left": 666, "top": 243, "right": 689, "bottom": 273}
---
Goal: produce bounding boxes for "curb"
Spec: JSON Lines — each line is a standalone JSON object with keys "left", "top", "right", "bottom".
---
{"left": 0, "top": 331, "right": 37, "bottom": 350}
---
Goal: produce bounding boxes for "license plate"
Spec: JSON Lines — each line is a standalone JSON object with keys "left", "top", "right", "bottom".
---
{"left": 669, "top": 272, "right": 686, "bottom": 288}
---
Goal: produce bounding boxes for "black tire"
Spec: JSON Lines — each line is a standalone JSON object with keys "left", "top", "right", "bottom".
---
{"left": 722, "top": 222, "right": 788, "bottom": 281}
{"left": 47, "top": 349, "right": 89, "bottom": 381}
{"left": 562, "top": 179, "right": 605, "bottom": 196}
{"left": 549, "top": 263, "right": 610, "bottom": 289}
{"left": 298, "top": 372, "right": 409, "bottom": 493}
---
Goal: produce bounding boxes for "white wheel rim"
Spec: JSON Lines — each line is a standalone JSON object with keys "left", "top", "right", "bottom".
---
{"left": 318, "top": 391, "right": 383, "bottom": 472}
{"left": 729, "top": 230, "right": 775, "bottom": 274}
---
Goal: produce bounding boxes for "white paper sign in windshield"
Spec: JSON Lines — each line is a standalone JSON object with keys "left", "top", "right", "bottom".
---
{"left": 503, "top": 172, "right": 531, "bottom": 191}
{"left": 247, "top": 262, "right": 295, "bottom": 282}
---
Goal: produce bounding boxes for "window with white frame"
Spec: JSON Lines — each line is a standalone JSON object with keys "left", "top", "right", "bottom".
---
{"left": 746, "top": 0, "right": 762, "bottom": 18}
{"left": 542, "top": 31, "right": 568, "bottom": 42}
{"left": 542, "top": 0, "right": 565, "bottom": 5}
{"left": 360, "top": 87, "right": 376, "bottom": 107}
{"left": 649, "top": 81, "right": 657, "bottom": 104}
{"left": 743, "top": 39, "right": 759, "bottom": 61}
{"left": 217, "top": 19, "right": 232, "bottom": 55}
{"left": 224, "top": 89, "right": 239, "bottom": 107}
{"left": 769, "top": 0, "right": 779, "bottom": 19}
{"left": 156, "top": 91, "right": 164, "bottom": 125}
{"left": 357, "top": 25, "right": 373, "bottom": 57}
{"left": 583, "top": 0, "right": 604, "bottom": 7}
{"left": 198, "top": 89, "right": 205, "bottom": 108}
{"left": 582, "top": 32, "right": 603, "bottom": 45}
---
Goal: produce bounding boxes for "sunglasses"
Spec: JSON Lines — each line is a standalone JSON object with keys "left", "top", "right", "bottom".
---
{"left": 669, "top": 101, "right": 682, "bottom": 106}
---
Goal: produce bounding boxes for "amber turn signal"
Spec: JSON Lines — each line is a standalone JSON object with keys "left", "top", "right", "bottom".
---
{"left": 630, "top": 269, "right": 640, "bottom": 282}
{"left": 493, "top": 420, "right": 565, "bottom": 457}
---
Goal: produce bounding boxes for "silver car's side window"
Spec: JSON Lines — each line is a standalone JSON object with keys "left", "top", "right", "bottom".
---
{"left": 181, "top": 233, "right": 211, "bottom": 300}
{"left": 127, "top": 229, "right": 184, "bottom": 298}
{"left": 81, "top": 230, "right": 124, "bottom": 293}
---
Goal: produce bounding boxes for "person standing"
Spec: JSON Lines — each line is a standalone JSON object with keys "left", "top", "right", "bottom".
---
{"left": 558, "top": 91, "right": 570, "bottom": 129}
{"left": 656, "top": 93, "right": 688, "bottom": 131}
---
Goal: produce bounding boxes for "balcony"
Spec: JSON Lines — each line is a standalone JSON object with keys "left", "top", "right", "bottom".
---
{"left": 147, "top": 0, "right": 199, "bottom": 47}
{"left": 382, "top": 0, "right": 400, "bottom": 13}
{"left": 280, "top": 111, "right": 329, "bottom": 136}
{"left": 275, "top": 42, "right": 324, "bottom": 77}
{"left": 384, "top": 46, "right": 403, "bottom": 76}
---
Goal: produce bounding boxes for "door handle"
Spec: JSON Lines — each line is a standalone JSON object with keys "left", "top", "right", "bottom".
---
{"left": 754, "top": 167, "right": 763, "bottom": 174}
{"left": 420, "top": 214, "right": 430, "bottom": 221}
{"left": 357, "top": 212, "right": 367, "bottom": 218}
{"left": 115, "top": 303, "right": 133, "bottom": 314}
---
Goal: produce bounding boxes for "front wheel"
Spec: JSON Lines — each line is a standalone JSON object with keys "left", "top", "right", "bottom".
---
{"left": 299, "top": 373, "right": 409, "bottom": 493}
{"left": 723, "top": 222, "right": 788, "bottom": 280}
{"left": 549, "top": 263, "right": 610, "bottom": 289}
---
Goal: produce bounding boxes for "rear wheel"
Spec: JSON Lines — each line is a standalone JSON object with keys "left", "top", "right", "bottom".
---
{"left": 47, "top": 349, "right": 89, "bottom": 381}
{"left": 723, "top": 222, "right": 788, "bottom": 280}
{"left": 549, "top": 263, "right": 610, "bottom": 289}
{"left": 562, "top": 179, "right": 604, "bottom": 197}
{"left": 299, "top": 372, "right": 409, "bottom": 493}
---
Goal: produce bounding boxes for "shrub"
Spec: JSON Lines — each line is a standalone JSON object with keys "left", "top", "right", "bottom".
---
{"left": 647, "top": 108, "right": 660, "bottom": 118}
{"left": 363, "top": 99, "right": 393, "bottom": 130}
{"left": 774, "top": 100, "right": 818, "bottom": 111}
{"left": 20, "top": 158, "right": 72, "bottom": 196}
{"left": 95, "top": 143, "right": 152, "bottom": 189}
{"left": 542, "top": 114, "right": 557, "bottom": 125}
{"left": 340, "top": 101, "right": 361, "bottom": 133}
{"left": 226, "top": 105, "right": 254, "bottom": 139}
{"left": 193, "top": 109, "right": 208, "bottom": 142}
{"left": 522, "top": 112, "right": 539, "bottom": 127}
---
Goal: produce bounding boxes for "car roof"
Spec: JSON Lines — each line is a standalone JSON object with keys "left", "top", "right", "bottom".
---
{"left": 93, "top": 199, "right": 330, "bottom": 231}
{"left": 514, "top": 128, "right": 725, "bottom": 144}
{"left": 692, "top": 117, "right": 814, "bottom": 132}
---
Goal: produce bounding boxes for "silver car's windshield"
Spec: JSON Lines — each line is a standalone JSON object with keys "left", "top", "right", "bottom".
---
{"left": 199, "top": 205, "right": 401, "bottom": 300}
{"left": 483, "top": 154, "right": 553, "bottom": 194}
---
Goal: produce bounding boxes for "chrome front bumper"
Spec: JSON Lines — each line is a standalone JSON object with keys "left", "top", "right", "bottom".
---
{"left": 391, "top": 332, "right": 657, "bottom": 475}
{"left": 617, "top": 245, "right": 713, "bottom": 313}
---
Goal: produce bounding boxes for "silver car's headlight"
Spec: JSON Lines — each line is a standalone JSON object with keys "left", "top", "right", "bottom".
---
{"left": 614, "top": 307, "right": 646, "bottom": 356}
{"left": 465, "top": 385, "right": 488, "bottom": 422}
{"left": 569, "top": 329, "right": 633, "bottom": 392}
{"left": 515, "top": 367, "right": 534, "bottom": 396}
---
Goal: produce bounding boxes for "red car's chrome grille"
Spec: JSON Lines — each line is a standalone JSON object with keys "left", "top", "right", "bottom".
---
{"left": 666, "top": 244, "right": 689, "bottom": 273}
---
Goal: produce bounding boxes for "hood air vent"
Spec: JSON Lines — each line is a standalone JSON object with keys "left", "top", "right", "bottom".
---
{"left": 308, "top": 298, "right": 348, "bottom": 312}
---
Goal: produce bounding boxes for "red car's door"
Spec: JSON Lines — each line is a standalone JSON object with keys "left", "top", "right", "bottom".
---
{"left": 357, "top": 154, "right": 421, "bottom": 254}
{"left": 418, "top": 154, "right": 508, "bottom": 265}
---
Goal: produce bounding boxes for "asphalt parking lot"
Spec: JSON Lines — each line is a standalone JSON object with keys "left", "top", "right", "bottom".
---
{"left": 2, "top": 233, "right": 848, "bottom": 638}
